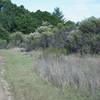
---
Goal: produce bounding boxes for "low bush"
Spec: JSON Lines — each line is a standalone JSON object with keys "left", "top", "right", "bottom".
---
{"left": 42, "top": 47, "right": 68, "bottom": 56}
{"left": 23, "top": 33, "right": 41, "bottom": 51}
{"left": 0, "top": 25, "right": 9, "bottom": 41}
{"left": 0, "top": 39, "right": 7, "bottom": 48}
{"left": 8, "top": 32, "right": 24, "bottom": 47}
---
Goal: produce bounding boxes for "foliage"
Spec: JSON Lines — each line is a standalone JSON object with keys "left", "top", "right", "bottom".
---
{"left": 42, "top": 47, "right": 67, "bottom": 56}
{"left": 0, "top": 25, "right": 9, "bottom": 41}
{"left": 23, "top": 33, "right": 40, "bottom": 51}
{"left": 0, "top": 39, "right": 7, "bottom": 48}
{"left": 0, "top": 1, "right": 99, "bottom": 54}
{"left": 33, "top": 22, "right": 55, "bottom": 49}
{"left": 0, "top": 1, "right": 65, "bottom": 35}
{"left": 79, "top": 16, "right": 100, "bottom": 34}
{"left": 53, "top": 7, "right": 65, "bottom": 23}
{"left": 65, "top": 21, "right": 76, "bottom": 31}
{"left": 8, "top": 32, "right": 24, "bottom": 47}
{"left": 20, "top": 18, "right": 100, "bottom": 54}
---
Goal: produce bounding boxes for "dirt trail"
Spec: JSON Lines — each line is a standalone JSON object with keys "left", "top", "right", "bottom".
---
{"left": 0, "top": 55, "right": 11, "bottom": 100}
{"left": 0, "top": 83, "right": 8, "bottom": 100}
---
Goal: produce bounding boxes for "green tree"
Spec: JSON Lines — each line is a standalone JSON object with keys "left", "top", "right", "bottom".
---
{"left": 53, "top": 7, "right": 65, "bottom": 22}
{"left": 79, "top": 17, "right": 100, "bottom": 34}
{"left": 65, "top": 21, "right": 76, "bottom": 31}
{"left": 0, "top": 25, "right": 9, "bottom": 41}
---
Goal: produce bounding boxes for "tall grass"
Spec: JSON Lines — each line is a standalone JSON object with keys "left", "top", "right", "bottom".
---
{"left": 34, "top": 52, "right": 100, "bottom": 91}
{"left": 1, "top": 48, "right": 100, "bottom": 100}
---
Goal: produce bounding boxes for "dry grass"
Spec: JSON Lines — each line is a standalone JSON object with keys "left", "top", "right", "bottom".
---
{"left": 1, "top": 48, "right": 100, "bottom": 100}
{"left": 34, "top": 53, "right": 100, "bottom": 91}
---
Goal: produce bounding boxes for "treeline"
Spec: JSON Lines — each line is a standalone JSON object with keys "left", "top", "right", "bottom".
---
{"left": 0, "top": 0, "right": 100, "bottom": 54}
{"left": 0, "top": 0, "right": 66, "bottom": 34}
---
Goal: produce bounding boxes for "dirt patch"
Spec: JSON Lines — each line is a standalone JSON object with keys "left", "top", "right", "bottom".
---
{"left": 0, "top": 83, "right": 8, "bottom": 100}
{"left": 0, "top": 55, "right": 12, "bottom": 100}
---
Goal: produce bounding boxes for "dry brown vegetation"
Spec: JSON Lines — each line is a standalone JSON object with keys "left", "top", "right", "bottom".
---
{"left": 34, "top": 52, "right": 100, "bottom": 91}
{"left": 1, "top": 48, "right": 100, "bottom": 100}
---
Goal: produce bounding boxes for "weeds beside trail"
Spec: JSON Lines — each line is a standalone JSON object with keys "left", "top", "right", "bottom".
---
{"left": 34, "top": 53, "right": 100, "bottom": 89}
{"left": 1, "top": 48, "right": 100, "bottom": 100}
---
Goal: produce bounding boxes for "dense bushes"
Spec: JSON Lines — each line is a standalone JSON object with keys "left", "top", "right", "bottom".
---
{"left": 7, "top": 18, "right": 100, "bottom": 54}
{"left": 79, "top": 17, "right": 100, "bottom": 34}
{"left": 5, "top": 18, "right": 99, "bottom": 55}
{"left": 23, "top": 33, "right": 41, "bottom": 51}
{"left": 42, "top": 48, "right": 68, "bottom": 56}
{"left": 0, "top": 39, "right": 7, "bottom": 48}
{"left": 0, "top": 0, "right": 99, "bottom": 54}
{"left": 0, "top": 25, "right": 9, "bottom": 41}
{"left": 8, "top": 32, "right": 24, "bottom": 47}
{"left": 0, "top": 0, "right": 65, "bottom": 35}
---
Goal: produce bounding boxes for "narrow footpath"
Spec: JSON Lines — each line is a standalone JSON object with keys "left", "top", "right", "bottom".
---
{"left": 0, "top": 55, "right": 12, "bottom": 100}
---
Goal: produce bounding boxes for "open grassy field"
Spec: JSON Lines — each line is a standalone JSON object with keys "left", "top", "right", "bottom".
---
{"left": 0, "top": 48, "right": 100, "bottom": 100}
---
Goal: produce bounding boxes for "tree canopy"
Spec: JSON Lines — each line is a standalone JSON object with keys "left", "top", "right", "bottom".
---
{"left": 0, "top": 0, "right": 100, "bottom": 54}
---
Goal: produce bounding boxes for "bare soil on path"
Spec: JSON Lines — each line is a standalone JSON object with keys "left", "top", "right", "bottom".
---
{"left": 0, "top": 83, "right": 7, "bottom": 100}
{"left": 0, "top": 55, "right": 11, "bottom": 100}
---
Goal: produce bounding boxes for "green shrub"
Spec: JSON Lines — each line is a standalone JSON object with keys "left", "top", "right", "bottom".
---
{"left": 0, "top": 25, "right": 9, "bottom": 41}
{"left": 23, "top": 33, "right": 40, "bottom": 51}
{"left": 42, "top": 47, "right": 68, "bottom": 56}
{"left": 79, "top": 17, "right": 100, "bottom": 34}
{"left": 0, "top": 39, "right": 7, "bottom": 48}
{"left": 8, "top": 32, "right": 24, "bottom": 47}
{"left": 91, "top": 34, "right": 100, "bottom": 54}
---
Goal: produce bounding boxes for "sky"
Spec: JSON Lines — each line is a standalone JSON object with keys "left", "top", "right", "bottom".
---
{"left": 11, "top": 0, "right": 100, "bottom": 22}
